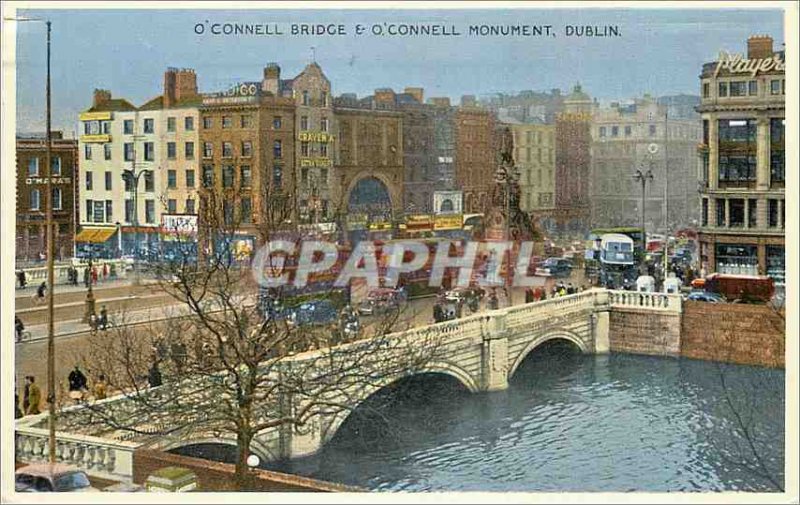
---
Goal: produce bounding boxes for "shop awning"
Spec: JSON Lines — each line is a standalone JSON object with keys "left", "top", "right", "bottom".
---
{"left": 75, "top": 227, "right": 117, "bottom": 243}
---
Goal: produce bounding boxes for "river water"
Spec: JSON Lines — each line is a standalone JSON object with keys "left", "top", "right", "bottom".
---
{"left": 269, "top": 343, "right": 785, "bottom": 492}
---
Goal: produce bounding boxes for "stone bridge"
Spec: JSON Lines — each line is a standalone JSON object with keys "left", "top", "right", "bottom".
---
{"left": 15, "top": 289, "right": 682, "bottom": 482}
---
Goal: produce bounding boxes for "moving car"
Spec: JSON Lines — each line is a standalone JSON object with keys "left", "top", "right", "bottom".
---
{"left": 534, "top": 258, "right": 573, "bottom": 278}
{"left": 15, "top": 464, "right": 96, "bottom": 492}
{"left": 685, "top": 291, "right": 726, "bottom": 303}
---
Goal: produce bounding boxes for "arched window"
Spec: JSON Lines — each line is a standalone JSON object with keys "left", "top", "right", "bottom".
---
{"left": 440, "top": 199, "right": 454, "bottom": 213}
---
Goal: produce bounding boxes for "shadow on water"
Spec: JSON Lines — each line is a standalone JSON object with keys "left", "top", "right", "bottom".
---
{"left": 510, "top": 339, "right": 585, "bottom": 388}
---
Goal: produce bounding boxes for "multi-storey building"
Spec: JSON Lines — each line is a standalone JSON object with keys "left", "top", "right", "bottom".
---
{"left": 429, "top": 98, "right": 458, "bottom": 192}
{"left": 510, "top": 123, "right": 556, "bottom": 214}
{"left": 455, "top": 100, "right": 495, "bottom": 213}
{"left": 554, "top": 84, "right": 593, "bottom": 235}
{"left": 16, "top": 132, "right": 78, "bottom": 262}
{"left": 696, "top": 35, "right": 785, "bottom": 283}
{"left": 198, "top": 74, "right": 295, "bottom": 249}
{"left": 590, "top": 95, "right": 701, "bottom": 229}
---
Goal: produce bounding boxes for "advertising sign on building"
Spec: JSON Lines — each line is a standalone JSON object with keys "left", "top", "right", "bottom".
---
{"left": 433, "top": 191, "right": 463, "bottom": 215}
{"left": 162, "top": 214, "right": 198, "bottom": 239}
{"left": 434, "top": 214, "right": 463, "bottom": 231}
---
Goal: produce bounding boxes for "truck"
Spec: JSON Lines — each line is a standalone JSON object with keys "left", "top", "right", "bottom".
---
{"left": 703, "top": 273, "right": 775, "bottom": 303}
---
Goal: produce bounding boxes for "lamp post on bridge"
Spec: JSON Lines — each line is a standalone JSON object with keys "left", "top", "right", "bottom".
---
{"left": 633, "top": 160, "right": 655, "bottom": 274}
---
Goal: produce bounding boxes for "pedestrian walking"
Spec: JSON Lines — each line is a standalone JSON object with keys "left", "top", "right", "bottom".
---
{"left": 15, "top": 316, "right": 25, "bottom": 342}
{"left": 17, "top": 270, "right": 27, "bottom": 289}
{"left": 25, "top": 376, "right": 41, "bottom": 415}
{"left": 148, "top": 363, "right": 163, "bottom": 388}
{"left": 99, "top": 305, "right": 109, "bottom": 330}
{"left": 15, "top": 386, "right": 23, "bottom": 419}
{"left": 68, "top": 365, "right": 88, "bottom": 402}
{"left": 93, "top": 374, "right": 108, "bottom": 401}
{"left": 102, "top": 263, "right": 109, "bottom": 279}
{"left": 83, "top": 267, "right": 90, "bottom": 288}
{"left": 91, "top": 267, "right": 98, "bottom": 285}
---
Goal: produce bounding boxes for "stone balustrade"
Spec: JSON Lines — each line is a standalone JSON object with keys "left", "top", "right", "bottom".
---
{"left": 607, "top": 290, "right": 682, "bottom": 313}
{"left": 15, "top": 423, "right": 140, "bottom": 481}
{"left": 18, "top": 260, "right": 128, "bottom": 286}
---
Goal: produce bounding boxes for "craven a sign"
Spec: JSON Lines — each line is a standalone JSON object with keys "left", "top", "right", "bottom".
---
{"left": 714, "top": 51, "right": 785, "bottom": 77}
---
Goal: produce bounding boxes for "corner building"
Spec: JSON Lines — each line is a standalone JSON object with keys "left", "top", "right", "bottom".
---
{"left": 696, "top": 35, "right": 785, "bottom": 283}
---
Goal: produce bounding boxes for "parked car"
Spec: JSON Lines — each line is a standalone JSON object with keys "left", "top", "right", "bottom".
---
{"left": 685, "top": 291, "right": 726, "bottom": 303}
{"left": 534, "top": 258, "right": 573, "bottom": 278}
{"left": 15, "top": 464, "right": 97, "bottom": 492}
{"left": 358, "top": 288, "right": 403, "bottom": 316}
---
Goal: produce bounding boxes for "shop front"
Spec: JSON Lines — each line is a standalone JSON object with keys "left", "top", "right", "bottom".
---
{"left": 75, "top": 226, "right": 119, "bottom": 259}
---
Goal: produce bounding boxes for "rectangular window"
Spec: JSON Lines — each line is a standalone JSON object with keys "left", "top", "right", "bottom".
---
{"left": 770, "top": 80, "right": 781, "bottom": 95}
{"left": 241, "top": 197, "right": 252, "bottom": 224}
{"left": 124, "top": 174, "right": 133, "bottom": 192}
{"left": 202, "top": 164, "right": 214, "bottom": 187}
{"left": 203, "top": 117, "right": 213, "bottom": 129}
{"left": 186, "top": 169, "right": 195, "bottom": 188}
{"left": 124, "top": 120, "right": 133, "bottom": 135}
{"left": 300, "top": 116, "right": 309, "bottom": 130}
{"left": 599, "top": 126, "right": 606, "bottom": 138}
{"left": 124, "top": 143, "right": 134, "bottom": 161}
{"left": 649, "top": 125, "right": 657, "bottom": 137}
{"left": 104, "top": 144, "right": 112, "bottom": 160}
{"left": 203, "top": 142, "right": 213, "bottom": 158}
{"left": 768, "top": 199, "right": 779, "bottom": 227}
{"left": 718, "top": 82, "right": 728, "bottom": 97}
{"left": 729, "top": 199, "right": 745, "bottom": 227}
{"left": 222, "top": 165, "right": 234, "bottom": 188}
{"left": 222, "top": 116, "right": 232, "bottom": 129}
{"left": 144, "top": 142, "right": 155, "bottom": 161}
{"left": 84, "top": 145, "right": 92, "bottom": 160}
{"left": 301, "top": 167, "right": 309, "bottom": 184}
{"left": 702, "top": 82, "right": 710, "bottom": 98}
{"left": 85, "top": 172, "right": 93, "bottom": 191}
{"left": 167, "top": 117, "right": 176, "bottom": 132}
{"left": 321, "top": 91, "right": 328, "bottom": 107}
{"left": 748, "top": 199, "right": 758, "bottom": 228}
{"left": 167, "top": 170, "right": 177, "bottom": 189}
{"left": 624, "top": 126, "right": 632, "bottom": 137}
{"left": 167, "top": 199, "right": 177, "bottom": 214}
{"left": 222, "top": 142, "right": 233, "bottom": 158}
{"left": 748, "top": 80, "right": 758, "bottom": 96}
{"left": 144, "top": 171, "right": 154, "bottom": 192}
{"left": 701, "top": 198, "right": 708, "bottom": 227}
{"left": 223, "top": 201, "right": 233, "bottom": 225}
{"left": 143, "top": 118, "right": 154, "bottom": 134}
{"left": 93, "top": 201, "right": 105, "bottom": 222}
{"left": 729, "top": 81, "right": 748, "bottom": 97}
{"left": 302, "top": 91, "right": 309, "bottom": 106}
{"left": 611, "top": 126, "right": 619, "bottom": 137}
{"left": 321, "top": 117, "right": 329, "bottom": 132}
{"left": 125, "top": 199, "right": 133, "bottom": 223}
{"left": 105, "top": 171, "right": 112, "bottom": 190}
{"left": 273, "top": 165, "right": 282, "bottom": 189}
{"left": 273, "top": 116, "right": 282, "bottom": 129}
{"left": 320, "top": 143, "right": 328, "bottom": 157}
{"left": 185, "top": 141, "right": 194, "bottom": 159}
{"left": 240, "top": 166, "right": 252, "bottom": 188}
{"left": 105, "top": 200, "right": 113, "bottom": 223}
{"left": 702, "top": 120, "right": 709, "bottom": 145}
{"left": 28, "top": 158, "right": 39, "bottom": 176}
{"left": 51, "top": 157, "right": 61, "bottom": 176}
{"left": 273, "top": 140, "right": 282, "bottom": 158}
{"left": 185, "top": 198, "right": 195, "bottom": 215}
{"left": 167, "top": 142, "right": 177, "bottom": 159}
{"left": 184, "top": 117, "right": 195, "bottom": 131}
{"left": 30, "top": 189, "right": 40, "bottom": 211}
{"left": 145, "top": 200, "right": 155, "bottom": 224}
{"left": 301, "top": 141, "right": 309, "bottom": 157}
{"left": 241, "top": 115, "right": 252, "bottom": 128}
{"left": 86, "top": 200, "right": 93, "bottom": 222}
{"left": 716, "top": 198, "right": 726, "bottom": 227}
{"left": 770, "top": 118, "right": 785, "bottom": 184}
{"left": 241, "top": 141, "right": 252, "bottom": 157}
{"left": 320, "top": 168, "right": 328, "bottom": 183}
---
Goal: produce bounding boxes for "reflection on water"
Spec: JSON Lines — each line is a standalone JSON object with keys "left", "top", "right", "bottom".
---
{"left": 269, "top": 342, "right": 784, "bottom": 492}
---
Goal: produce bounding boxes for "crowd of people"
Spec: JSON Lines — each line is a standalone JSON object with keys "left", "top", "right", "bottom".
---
{"left": 15, "top": 263, "right": 118, "bottom": 290}
{"left": 14, "top": 367, "right": 109, "bottom": 419}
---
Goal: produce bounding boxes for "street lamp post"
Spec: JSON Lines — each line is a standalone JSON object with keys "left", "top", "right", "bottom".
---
{"left": 7, "top": 14, "right": 57, "bottom": 463}
{"left": 633, "top": 164, "right": 654, "bottom": 271}
{"left": 122, "top": 167, "right": 149, "bottom": 285}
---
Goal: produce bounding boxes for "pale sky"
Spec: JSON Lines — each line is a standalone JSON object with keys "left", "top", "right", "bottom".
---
{"left": 13, "top": 7, "right": 785, "bottom": 135}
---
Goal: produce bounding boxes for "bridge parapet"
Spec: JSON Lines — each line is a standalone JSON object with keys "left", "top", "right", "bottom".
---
{"left": 608, "top": 290, "right": 682, "bottom": 313}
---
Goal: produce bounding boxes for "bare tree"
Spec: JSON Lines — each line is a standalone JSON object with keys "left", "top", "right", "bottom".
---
{"left": 73, "top": 185, "right": 441, "bottom": 489}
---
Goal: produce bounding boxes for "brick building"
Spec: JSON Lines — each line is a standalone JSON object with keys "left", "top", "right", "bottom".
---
{"left": 554, "top": 84, "right": 593, "bottom": 235}
{"left": 199, "top": 76, "right": 295, "bottom": 249}
{"left": 16, "top": 132, "right": 78, "bottom": 261}
{"left": 455, "top": 100, "right": 495, "bottom": 214}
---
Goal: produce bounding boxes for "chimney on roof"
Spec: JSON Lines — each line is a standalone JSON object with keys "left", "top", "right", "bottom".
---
{"left": 93, "top": 89, "right": 111, "bottom": 108}
{"left": 404, "top": 87, "right": 424, "bottom": 104}
{"left": 164, "top": 67, "right": 197, "bottom": 108}
{"left": 747, "top": 35, "right": 774, "bottom": 59}
{"left": 262, "top": 63, "right": 281, "bottom": 95}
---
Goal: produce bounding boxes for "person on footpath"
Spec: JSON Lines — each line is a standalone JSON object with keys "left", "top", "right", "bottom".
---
{"left": 25, "top": 376, "right": 41, "bottom": 415}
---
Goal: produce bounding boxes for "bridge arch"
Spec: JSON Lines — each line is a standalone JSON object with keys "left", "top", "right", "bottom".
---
{"left": 319, "top": 361, "right": 479, "bottom": 445}
{"left": 507, "top": 330, "right": 588, "bottom": 380}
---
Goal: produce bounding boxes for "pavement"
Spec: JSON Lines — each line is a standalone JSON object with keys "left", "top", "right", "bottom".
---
{"left": 14, "top": 277, "right": 158, "bottom": 296}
